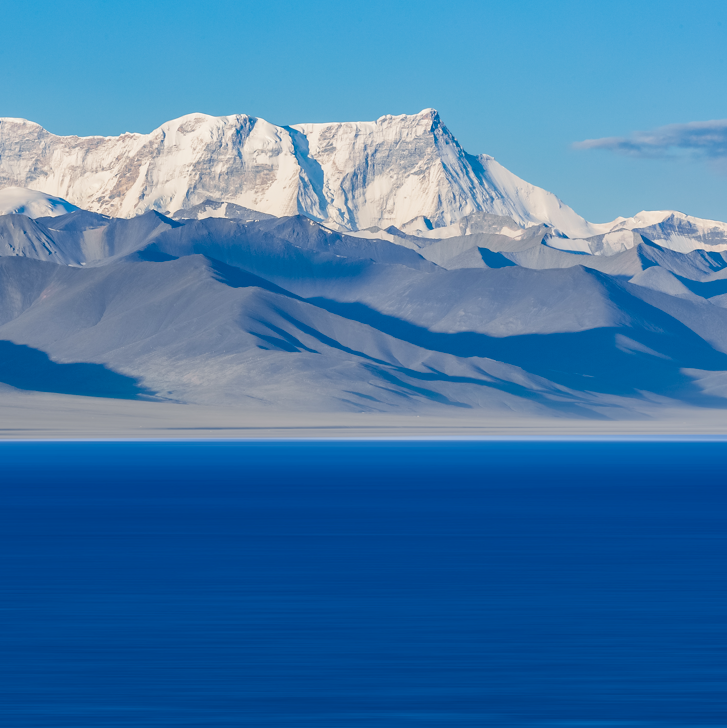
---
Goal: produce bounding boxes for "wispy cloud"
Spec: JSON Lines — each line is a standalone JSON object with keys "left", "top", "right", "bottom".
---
{"left": 574, "top": 120, "right": 727, "bottom": 161}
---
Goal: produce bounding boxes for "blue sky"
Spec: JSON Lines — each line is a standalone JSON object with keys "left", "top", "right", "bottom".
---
{"left": 2, "top": 0, "right": 726, "bottom": 223}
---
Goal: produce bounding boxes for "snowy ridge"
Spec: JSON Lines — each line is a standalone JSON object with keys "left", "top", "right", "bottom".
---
{"left": 0, "top": 110, "right": 613, "bottom": 237}
{"left": 2, "top": 111, "right": 727, "bottom": 253}
{"left": 544, "top": 211, "right": 727, "bottom": 255}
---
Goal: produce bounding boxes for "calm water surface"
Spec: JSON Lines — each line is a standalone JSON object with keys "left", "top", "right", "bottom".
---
{"left": 0, "top": 440, "right": 725, "bottom": 726}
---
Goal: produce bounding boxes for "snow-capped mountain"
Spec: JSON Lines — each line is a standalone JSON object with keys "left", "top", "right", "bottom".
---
{"left": 3, "top": 110, "right": 727, "bottom": 251}
{"left": 3, "top": 110, "right": 727, "bottom": 417}
{"left": 0, "top": 110, "right": 613, "bottom": 237}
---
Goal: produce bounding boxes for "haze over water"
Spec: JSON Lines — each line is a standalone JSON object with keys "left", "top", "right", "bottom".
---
{"left": 1, "top": 440, "right": 725, "bottom": 726}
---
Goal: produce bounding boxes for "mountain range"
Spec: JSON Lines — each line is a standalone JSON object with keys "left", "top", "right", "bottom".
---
{"left": 1, "top": 110, "right": 727, "bottom": 418}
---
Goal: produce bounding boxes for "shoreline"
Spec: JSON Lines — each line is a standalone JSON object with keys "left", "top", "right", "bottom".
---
{"left": 3, "top": 388, "right": 727, "bottom": 439}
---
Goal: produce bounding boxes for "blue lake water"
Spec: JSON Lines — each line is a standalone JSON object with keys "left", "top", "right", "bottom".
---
{"left": 0, "top": 440, "right": 726, "bottom": 727}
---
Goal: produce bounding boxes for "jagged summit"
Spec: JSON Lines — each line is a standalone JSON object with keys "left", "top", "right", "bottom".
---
{"left": 0, "top": 110, "right": 597, "bottom": 236}
{"left": 2, "top": 110, "right": 727, "bottom": 250}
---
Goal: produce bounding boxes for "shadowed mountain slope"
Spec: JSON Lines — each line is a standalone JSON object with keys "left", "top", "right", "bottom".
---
{"left": 0, "top": 340, "right": 149, "bottom": 398}
{"left": 1, "top": 198, "right": 727, "bottom": 415}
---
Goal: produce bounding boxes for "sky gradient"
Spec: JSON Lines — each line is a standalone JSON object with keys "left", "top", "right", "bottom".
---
{"left": 2, "top": 0, "right": 726, "bottom": 223}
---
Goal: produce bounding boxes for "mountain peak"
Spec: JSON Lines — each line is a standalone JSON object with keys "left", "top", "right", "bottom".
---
{"left": 0, "top": 117, "right": 43, "bottom": 128}
{"left": 417, "top": 107, "right": 440, "bottom": 122}
{"left": 375, "top": 108, "right": 440, "bottom": 123}
{"left": 2, "top": 110, "right": 718, "bottom": 242}
{"left": 0, "top": 110, "right": 591, "bottom": 234}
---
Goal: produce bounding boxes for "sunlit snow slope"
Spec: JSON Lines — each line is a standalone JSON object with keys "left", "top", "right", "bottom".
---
{"left": 0, "top": 111, "right": 635, "bottom": 238}
{"left": 0, "top": 187, "right": 79, "bottom": 218}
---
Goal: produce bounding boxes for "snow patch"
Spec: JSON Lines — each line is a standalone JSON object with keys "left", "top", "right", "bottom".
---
{"left": 0, "top": 187, "right": 79, "bottom": 218}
